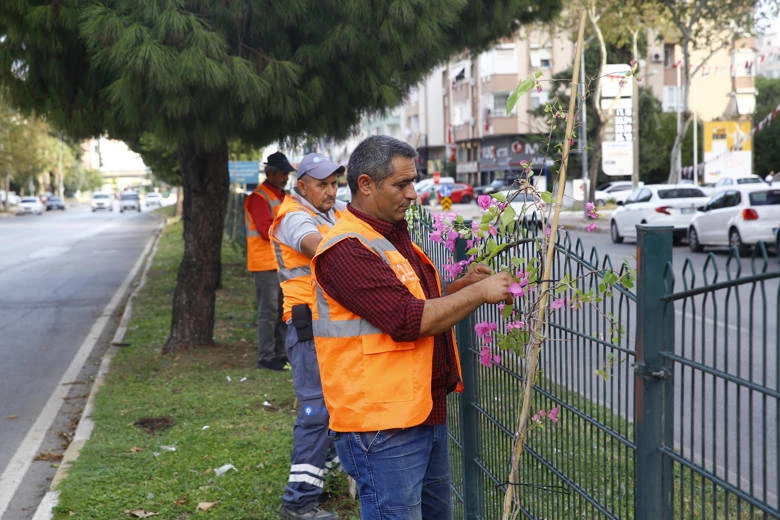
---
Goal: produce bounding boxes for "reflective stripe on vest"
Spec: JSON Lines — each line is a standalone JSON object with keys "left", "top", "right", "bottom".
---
{"left": 244, "top": 185, "right": 283, "bottom": 271}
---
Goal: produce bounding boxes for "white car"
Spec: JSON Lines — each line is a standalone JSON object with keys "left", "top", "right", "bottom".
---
{"left": 145, "top": 192, "right": 163, "bottom": 208}
{"left": 609, "top": 184, "right": 710, "bottom": 244}
{"left": 594, "top": 181, "right": 641, "bottom": 206}
{"left": 17, "top": 196, "right": 44, "bottom": 215}
{"left": 91, "top": 192, "right": 113, "bottom": 211}
{"left": 414, "top": 177, "right": 454, "bottom": 198}
{"left": 711, "top": 175, "right": 765, "bottom": 192}
{"left": 687, "top": 185, "right": 780, "bottom": 254}
{"left": 496, "top": 190, "right": 543, "bottom": 226}
{"left": 119, "top": 192, "right": 141, "bottom": 212}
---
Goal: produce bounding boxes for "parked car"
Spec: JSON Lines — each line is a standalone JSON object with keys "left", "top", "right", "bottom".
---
{"left": 687, "top": 185, "right": 780, "bottom": 254}
{"left": 414, "top": 177, "right": 454, "bottom": 204}
{"left": 120, "top": 192, "right": 141, "bottom": 213}
{"left": 711, "top": 174, "right": 765, "bottom": 191}
{"left": 473, "top": 178, "right": 518, "bottom": 199}
{"left": 436, "top": 183, "right": 474, "bottom": 204}
{"left": 91, "top": 192, "right": 113, "bottom": 212}
{"left": 17, "top": 196, "right": 44, "bottom": 215}
{"left": 336, "top": 186, "right": 351, "bottom": 203}
{"left": 496, "top": 189, "right": 544, "bottom": 225}
{"left": 609, "top": 184, "right": 710, "bottom": 244}
{"left": 45, "top": 195, "right": 67, "bottom": 211}
{"left": 594, "top": 181, "right": 640, "bottom": 206}
{"left": 0, "top": 190, "right": 21, "bottom": 206}
{"left": 145, "top": 192, "right": 162, "bottom": 208}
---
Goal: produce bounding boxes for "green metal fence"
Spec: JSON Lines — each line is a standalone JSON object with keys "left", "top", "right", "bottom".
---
{"left": 406, "top": 211, "right": 780, "bottom": 519}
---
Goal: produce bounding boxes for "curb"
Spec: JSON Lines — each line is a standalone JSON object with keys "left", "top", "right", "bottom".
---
{"left": 31, "top": 217, "right": 167, "bottom": 520}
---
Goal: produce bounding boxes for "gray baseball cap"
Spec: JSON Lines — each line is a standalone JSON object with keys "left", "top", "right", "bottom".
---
{"left": 296, "top": 153, "right": 345, "bottom": 180}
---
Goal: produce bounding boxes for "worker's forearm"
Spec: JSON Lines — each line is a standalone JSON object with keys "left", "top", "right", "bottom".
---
{"left": 419, "top": 283, "right": 486, "bottom": 337}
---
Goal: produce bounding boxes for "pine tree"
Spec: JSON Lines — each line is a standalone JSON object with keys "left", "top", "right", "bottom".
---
{"left": 0, "top": 0, "right": 562, "bottom": 352}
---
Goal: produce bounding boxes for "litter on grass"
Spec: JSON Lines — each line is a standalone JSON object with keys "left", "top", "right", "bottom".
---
{"left": 214, "top": 463, "right": 237, "bottom": 476}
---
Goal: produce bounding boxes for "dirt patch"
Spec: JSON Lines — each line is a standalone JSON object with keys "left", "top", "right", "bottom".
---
{"left": 133, "top": 416, "right": 175, "bottom": 434}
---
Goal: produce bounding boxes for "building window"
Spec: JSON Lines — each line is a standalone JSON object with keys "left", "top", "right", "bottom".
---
{"left": 530, "top": 90, "right": 550, "bottom": 110}
{"left": 492, "top": 93, "right": 510, "bottom": 117}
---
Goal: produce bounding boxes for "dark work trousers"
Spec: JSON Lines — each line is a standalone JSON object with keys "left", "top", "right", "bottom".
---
{"left": 281, "top": 324, "right": 333, "bottom": 510}
{"left": 253, "top": 270, "right": 286, "bottom": 365}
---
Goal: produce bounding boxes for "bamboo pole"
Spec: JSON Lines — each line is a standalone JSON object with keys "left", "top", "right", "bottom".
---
{"left": 501, "top": 10, "right": 588, "bottom": 519}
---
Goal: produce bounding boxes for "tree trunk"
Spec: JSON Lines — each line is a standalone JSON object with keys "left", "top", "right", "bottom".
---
{"left": 163, "top": 140, "right": 229, "bottom": 354}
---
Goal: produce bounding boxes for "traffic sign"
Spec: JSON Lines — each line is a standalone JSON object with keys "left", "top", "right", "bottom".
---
{"left": 441, "top": 197, "right": 452, "bottom": 210}
{"left": 439, "top": 184, "right": 453, "bottom": 197}
{"left": 229, "top": 161, "right": 260, "bottom": 185}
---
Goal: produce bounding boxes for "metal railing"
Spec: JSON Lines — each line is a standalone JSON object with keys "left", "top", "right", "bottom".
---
{"left": 406, "top": 210, "right": 780, "bottom": 519}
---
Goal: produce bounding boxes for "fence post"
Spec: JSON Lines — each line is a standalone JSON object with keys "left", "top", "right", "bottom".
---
{"left": 454, "top": 234, "right": 484, "bottom": 519}
{"left": 634, "top": 225, "right": 674, "bottom": 520}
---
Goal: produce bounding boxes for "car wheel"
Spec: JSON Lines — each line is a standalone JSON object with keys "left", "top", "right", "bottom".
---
{"left": 688, "top": 227, "right": 703, "bottom": 253}
{"left": 729, "top": 228, "right": 749, "bottom": 256}
{"left": 460, "top": 195, "right": 472, "bottom": 204}
{"left": 610, "top": 220, "right": 623, "bottom": 244}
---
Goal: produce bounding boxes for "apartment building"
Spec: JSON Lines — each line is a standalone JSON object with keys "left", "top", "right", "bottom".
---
{"left": 322, "top": 21, "right": 757, "bottom": 187}
{"left": 398, "top": 26, "right": 574, "bottom": 188}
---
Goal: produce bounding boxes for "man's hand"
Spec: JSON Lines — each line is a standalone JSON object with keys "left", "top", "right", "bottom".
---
{"left": 446, "top": 263, "right": 493, "bottom": 294}
{"left": 476, "top": 271, "right": 515, "bottom": 305}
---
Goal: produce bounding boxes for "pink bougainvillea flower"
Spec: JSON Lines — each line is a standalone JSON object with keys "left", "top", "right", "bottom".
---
{"left": 585, "top": 202, "right": 595, "bottom": 211}
{"left": 531, "top": 413, "right": 541, "bottom": 424}
{"left": 477, "top": 195, "right": 493, "bottom": 210}
{"left": 474, "top": 321, "right": 497, "bottom": 338}
{"left": 497, "top": 303, "right": 506, "bottom": 311}
{"left": 493, "top": 353, "right": 502, "bottom": 364}
{"left": 430, "top": 231, "right": 443, "bottom": 243}
{"left": 548, "top": 406, "right": 560, "bottom": 424}
{"left": 545, "top": 225, "right": 552, "bottom": 238}
{"left": 586, "top": 222, "right": 598, "bottom": 232}
{"left": 488, "top": 225, "right": 498, "bottom": 237}
{"left": 551, "top": 297, "right": 565, "bottom": 310}
{"left": 508, "top": 283, "right": 524, "bottom": 298}
{"left": 479, "top": 347, "right": 493, "bottom": 367}
{"left": 506, "top": 320, "right": 525, "bottom": 331}
{"left": 471, "top": 220, "right": 481, "bottom": 234}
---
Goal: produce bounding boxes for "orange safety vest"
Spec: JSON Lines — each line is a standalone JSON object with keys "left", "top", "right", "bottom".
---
{"left": 269, "top": 197, "right": 342, "bottom": 322}
{"left": 311, "top": 210, "right": 463, "bottom": 432}
{"left": 244, "top": 184, "right": 284, "bottom": 271}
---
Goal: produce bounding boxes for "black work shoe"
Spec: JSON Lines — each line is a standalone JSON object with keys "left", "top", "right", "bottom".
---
{"left": 257, "top": 358, "right": 286, "bottom": 371}
{"left": 279, "top": 504, "right": 338, "bottom": 519}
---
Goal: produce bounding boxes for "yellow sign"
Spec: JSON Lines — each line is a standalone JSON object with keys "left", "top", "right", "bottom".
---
{"left": 441, "top": 197, "right": 452, "bottom": 210}
{"left": 702, "top": 120, "right": 753, "bottom": 183}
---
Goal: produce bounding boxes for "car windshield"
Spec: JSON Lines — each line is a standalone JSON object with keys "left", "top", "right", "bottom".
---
{"left": 121, "top": 193, "right": 139, "bottom": 200}
{"left": 21, "top": 197, "right": 37, "bottom": 203}
{"left": 657, "top": 188, "right": 706, "bottom": 199}
{"left": 748, "top": 190, "right": 780, "bottom": 205}
{"left": 94, "top": 194, "right": 109, "bottom": 199}
{"left": 737, "top": 178, "right": 762, "bottom": 184}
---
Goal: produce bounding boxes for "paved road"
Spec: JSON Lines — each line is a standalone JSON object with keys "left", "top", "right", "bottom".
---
{"left": 0, "top": 203, "right": 162, "bottom": 519}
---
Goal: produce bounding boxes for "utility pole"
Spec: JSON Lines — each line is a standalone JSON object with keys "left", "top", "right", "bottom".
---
{"left": 579, "top": 49, "right": 588, "bottom": 216}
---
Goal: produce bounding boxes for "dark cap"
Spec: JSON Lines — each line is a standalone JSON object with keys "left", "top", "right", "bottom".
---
{"left": 265, "top": 152, "right": 295, "bottom": 173}
{"left": 296, "top": 153, "right": 345, "bottom": 180}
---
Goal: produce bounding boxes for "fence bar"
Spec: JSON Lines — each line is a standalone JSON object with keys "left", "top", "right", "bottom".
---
{"left": 453, "top": 235, "right": 485, "bottom": 518}
{"left": 634, "top": 225, "right": 674, "bottom": 520}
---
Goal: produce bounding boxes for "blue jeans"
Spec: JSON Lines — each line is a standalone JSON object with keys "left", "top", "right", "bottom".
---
{"left": 282, "top": 325, "right": 332, "bottom": 510}
{"left": 334, "top": 424, "right": 451, "bottom": 519}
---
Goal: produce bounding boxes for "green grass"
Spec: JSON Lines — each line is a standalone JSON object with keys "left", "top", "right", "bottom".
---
{"left": 52, "top": 214, "right": 359, "bottom": 519}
